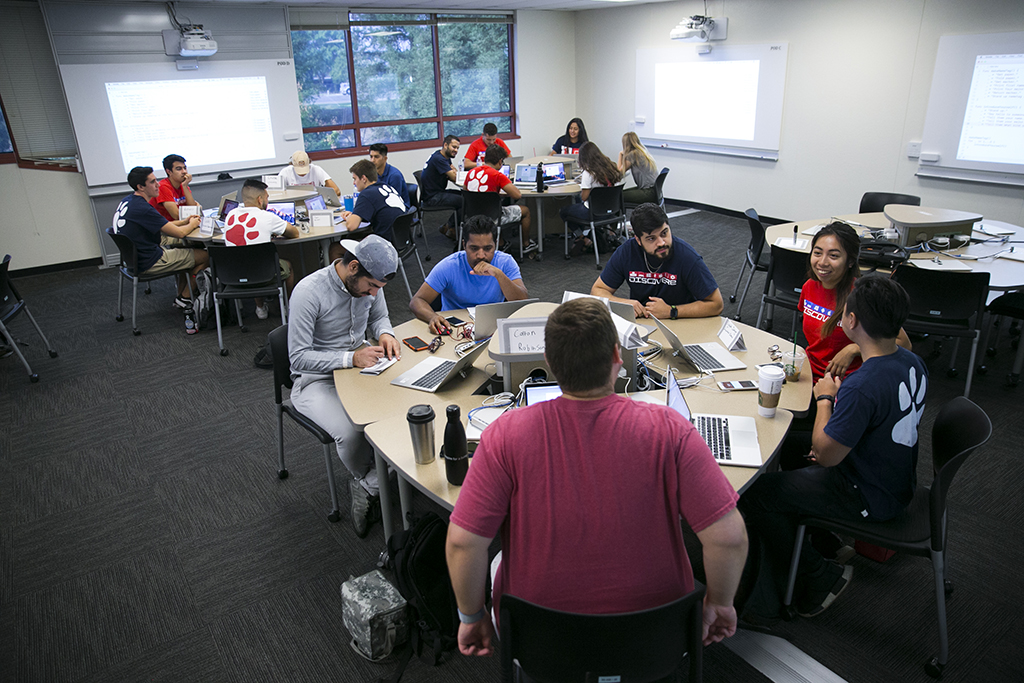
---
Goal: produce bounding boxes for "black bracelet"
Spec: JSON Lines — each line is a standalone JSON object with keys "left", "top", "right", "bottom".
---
{"left": 816, "top": 394, "right": 835, "bottom": 407}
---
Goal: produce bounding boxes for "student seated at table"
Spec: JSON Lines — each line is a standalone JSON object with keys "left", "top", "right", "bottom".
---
{"left": 462, "top": 122, "right": 511, "bottom": 170}
{"left": 446, "top": 298, "right": 748, "bottom": 657}
{"left": 327, "top": 160, "right": 408, "bottom": 262}
{"left": 591, "top": 202, "right": 723, "bottom": 319}
{"left": 223, "top": 178, "right": 299, "bottom": 319}
{"left": 277, "top": 151, "right": 342, "bottom": 197}
{"left": 617, "top": 132, "right": 659, "bottom": 205}
{"left": 464, "top": 144, "right": 535, "bottom": 254}
{"left": 420, "top": 135, "right": 463, "bottom": 240}
{"left": 368, "top": 143, "right": 410, "bottom": 208}
{"left": 409, "top": 215, "right": 528, "bottom": 335}
{"left": 150, "top": 154, "right": 198, "bottom": 221}
{"left": 560, "top": 142, "right": 625, "bottom": 255}
{"left": 549, "top": 117, "right": 588, "bottom": 155}
{"left": 739, "top": 276, "right": 927, "bottom": 620}
{"left": 113, "top": 166, "right": 208, "bottom": 308}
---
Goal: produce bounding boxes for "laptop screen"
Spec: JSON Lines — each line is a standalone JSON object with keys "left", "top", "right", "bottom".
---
{"left": 500, "top": 164, "right": 511, "bottom": 177}
{"left": 523, "top": 382, "right": 563, "bottom": 406}
{"left": 542, "top": 162, "right": 566, "bottom": 182}
{"left": 666, "top": 373, "right": 691, "bottom": 420}
{"left": 514, "top": 163, "right": 566, "bottom": 183}
{"left": 219, "top": 198, "right": 239, "bottom": 220}
{"left": 305, "top": 194, "right": 327, "bottom": 212}
{"left": 267, "top": 202, "right": 296, "bottom": 224}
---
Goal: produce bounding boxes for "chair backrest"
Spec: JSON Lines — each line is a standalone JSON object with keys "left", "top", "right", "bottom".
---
{"left": 208, "top": 243, "right": 282, "bottom": 288}
{"left": 1, "top": 254, "right": 23, "bottom": 319}
{"left": 588, "top": 185, "right": 624, "bottom": 219}
{"left": 268, "top": 324, "right": 293, "bottom": 402}
{"left": 859, "top": 192, "right": 921, "bottom": 214}
{"left": 413, "top": 169, "right": 423, "bottom": 187}
{"left": 654, "top": 167, "right": 670, "bottom": 205}
{"left": 927, "top": 396, "right": 992, "bottom": 548}
{"left": 461, "top": 190, "right": 503, "bottom": 222}
{"left": 764, "top": 244, "right": 808, "bottom": 299}
{"left": 500, "top": 585, "right": 705, "bottom": 683}
{"left": 390, "top": 210, "right": 417, "bottom": 257}
{"left": 891, "top": 265, "right": 990, "bottom": 325}
{"left": 408, "top": 182, "right": 419, "bottom": 208}
{"left": 106, "top": 228, "right": 141, "bottom": 275}
{"left": 744, "top": 208, "right": 767, "bottom": 266}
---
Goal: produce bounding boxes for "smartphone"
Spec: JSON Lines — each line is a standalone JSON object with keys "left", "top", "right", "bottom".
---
{"left": 445, "top": 316, "right": 466, "bottom": 327}
{"left": 403, "top": 336, "right": 429, "bottom": 352}
{"left": 718, "top": 380, "right": 758, "bottom": 392}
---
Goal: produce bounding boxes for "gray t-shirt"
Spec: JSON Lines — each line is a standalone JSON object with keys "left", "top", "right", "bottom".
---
{"left": 624, "top": 150, "right": 658, "bottom": 189}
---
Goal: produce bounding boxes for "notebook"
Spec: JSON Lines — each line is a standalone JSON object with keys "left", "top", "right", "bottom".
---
{"left": 471, "top": 298, "right": 539, "bottom": 341}
{"left": 666, "top": 372, "right": 763, "bottom": 467}
{"left": 652, "top": 317, "right": 746, "bottom": 373}
{"left": 390, "top": 340, "right": 489, "bottom": 393}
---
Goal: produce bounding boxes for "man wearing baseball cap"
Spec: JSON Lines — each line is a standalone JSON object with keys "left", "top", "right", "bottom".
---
{"left": 277, "top": 150, "right": 342, "bottom": 197}
{"left": 287, "top": 235, "right": 401, "bottom": 538}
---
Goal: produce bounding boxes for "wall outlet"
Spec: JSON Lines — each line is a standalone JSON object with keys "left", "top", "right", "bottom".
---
{"left": 906, "top": 141, "right": 922, "bottom": 158}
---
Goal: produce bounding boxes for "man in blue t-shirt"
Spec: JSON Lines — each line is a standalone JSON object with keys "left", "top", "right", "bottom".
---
{"left": 409, "top": 215, "right": 528, "bottom": 334}
{"left": 420, "top": 135, "right": 463, "bottom": 238}
{"left": 368, "top": 143, "right": 410, "bottom": 208}
{"left": 111, "top": 165, "right": 209, "bottom": 307}
{"left": 591, "top": 203, "right": 724, "bottom": 319}
{"left": 328, "top": 160, "right": 409, "bottom": 262}
{"left": 738, "top": 276, "right": 928, "bottom": 619}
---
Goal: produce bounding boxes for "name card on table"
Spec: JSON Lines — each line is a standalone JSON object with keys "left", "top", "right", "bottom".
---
{"left": 198, "top": 215, "right": 215, "bottom": 237}
{"left": 179, "top": 204, "right": 201, "bottom": 220}
{"left": 309, "top": 209, "right": 334, "bottom": 228}
{"left": 262, "top": 174, "right": 284, "bottom": 190}
{"left": 496, "top": 317, "right": 547, "bottom": 355}
{"left": 718, "top": 318, "right": 747, "bottom": 352}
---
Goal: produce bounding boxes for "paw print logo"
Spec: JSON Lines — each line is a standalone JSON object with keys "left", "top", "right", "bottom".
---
{"left": 112, "top": 200, "right": 130, "bottom": 232}
{"left": 465, "top": 168, "right": 492, "bottom": 193}
{"left": 892, "top": 366, "right": 926, "bottom": 447}
{"left": 225, "top": 211, "right": 260, "bottom": 246}
{"left": 380, "top": 184, "right": 406, "bottom": 211}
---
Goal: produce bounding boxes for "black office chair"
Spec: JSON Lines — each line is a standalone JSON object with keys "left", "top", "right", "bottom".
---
{"left": 891, "top": 265, "right": 989, "bottom": 398}
{"left": 107, "top": 228, "right": 195, "bottom": 336}
{"left": 755, "top": 244, "right": 808, "bottom": 339}
{"left": 563, "top": 185, "right": 625, "bottom": 270}
{"left": 500, "top": 584, "right": 705, "bottom": 683}
{"left": 0, "top": 254, "right": 58, "bottom": 383}
{"left": 406, "top": 181, "right": 431, "bottom": 262}
{"left": 461, "top": 190, "right": 523, "bottom": 260}
{"left": 413, "top": 169, "right": 458, "bottom": 252}
{"left": 859, "top": 192, "right": 921, "bottom": 214}
{"left": 730, "top": 209, "right": 770, "bottom": 320}
{"left": 781, "top": 397, "right": 992, "bottom": 680}
{"left": 208, "top": 243, "right": 287, "bottom": 357}
{"left": 977, "top": 291, "right": 1024, "bottom": 387}
{"left": 390, "top": 209, "right": 427, "bottom": 302}
{"left": 624, "top": 166, "right": 670, "bottom": 212}
{"left": 269, "top": 325, "right": 341, "bottom": 523}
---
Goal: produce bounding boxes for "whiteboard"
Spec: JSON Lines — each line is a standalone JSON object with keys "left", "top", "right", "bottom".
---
{"left": 635, "top": 43, "right": 788, "bottom": 160}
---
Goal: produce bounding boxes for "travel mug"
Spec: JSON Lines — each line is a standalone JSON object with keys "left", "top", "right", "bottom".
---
{"left": 407, "top": 404, "right": 435, "bottom": 465}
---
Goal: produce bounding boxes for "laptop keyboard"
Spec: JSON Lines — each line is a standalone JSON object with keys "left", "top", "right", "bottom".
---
{"left": 684, "top": 344, "right": 725, "bottom": 372}
{"left": 695, "top": 416, "right": 732, "bottom": 461}
{"left": 411, "top": 360, "right": 456, "bottom": 389}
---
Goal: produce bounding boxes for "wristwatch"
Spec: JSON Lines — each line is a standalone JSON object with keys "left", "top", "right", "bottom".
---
{"left": 670, "top": 305, "right": 678, "bottom": 320}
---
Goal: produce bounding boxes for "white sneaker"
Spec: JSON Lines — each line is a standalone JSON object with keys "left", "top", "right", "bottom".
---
{"left": 522, "top": 240, "right": 539, "bottom": 254}
{"left": 255, "top": 304, "right": 270, "bottom": 320}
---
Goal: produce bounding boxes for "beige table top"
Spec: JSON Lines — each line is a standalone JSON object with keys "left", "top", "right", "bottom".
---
{"left": 185, "top": 216, "right": 354, "bottom": 245}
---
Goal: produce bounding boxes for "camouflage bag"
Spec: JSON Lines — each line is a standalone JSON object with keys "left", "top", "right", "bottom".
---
{"left": 341, "top": 570, "right": 410, "bottom": 661}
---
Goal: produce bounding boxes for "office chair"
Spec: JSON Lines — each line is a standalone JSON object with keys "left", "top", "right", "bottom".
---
{"left": 562, "top": 185, "right": 625, "bottom": 270}
{"left": 891, "top": 265, "right": 989, "bottom": 398}
{"left": 624, "top": 166, "right": 670, "bottom": 212}
{"left": 208, "top": 243, "right": 287, "bottom": 357}
{"left": 413, "top": 169, "right": 458, "bottom": 253}
{"left": 781, "top": 397, "right": 992, "bottom": 680}
{"left": 500, "top": 585, "right": 705, "bottom": 683}
{"left": 461, "top": 190, "right": 522, "bottom": 259}
{"left": 269, "top": 325, "right": 341, "bottom": 523}
{"left": 107, "top": 228, "right": 195, "bottom": 336}
{"left": 755, "top": 244, "right": 808, "bottom": 339}
{"left": 859, "top": 192, "right": 921, "bottom": 214}
{"left": 0, "top": 254, "right": 58, "bottom": 383}
{"left": 976, "top": 291, "right": 1024, "bottom": 387}
{"left": 406, "top": 182, "right": 431, "bottom": 261}
{"left": 730, "top": 209, "right": 770, "bottom": 321}
{"left": 390, "top": 209, "right": 427, "bottom": 302}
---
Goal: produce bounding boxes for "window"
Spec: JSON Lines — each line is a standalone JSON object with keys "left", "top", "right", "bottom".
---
{"left": 291, "top": 12, "right": 515, "bottom": 157}
{"left": 0, "top": 100, "right": 14, "bottom": 163}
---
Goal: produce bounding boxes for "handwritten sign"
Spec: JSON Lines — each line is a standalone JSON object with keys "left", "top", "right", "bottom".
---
{"left": 496, "top": 317, "right": 547, "bottom": 355}
{"left": 262, "top": 174, "right": 284, "bottom": 190}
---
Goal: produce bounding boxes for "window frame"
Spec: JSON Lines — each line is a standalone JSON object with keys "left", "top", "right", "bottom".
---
{"left": 0, "top": 96, "right": 15, "bottom": 164}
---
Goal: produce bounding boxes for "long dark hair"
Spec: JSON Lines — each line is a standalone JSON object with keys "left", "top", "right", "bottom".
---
{"left": 809, "top": 221, "right": 861, "bottom": 337}
{"left": 578, "top": 141, "right": 622, "bottom": 186}
{"left": 565, "top": 117, "right": 588, "bottom": 144}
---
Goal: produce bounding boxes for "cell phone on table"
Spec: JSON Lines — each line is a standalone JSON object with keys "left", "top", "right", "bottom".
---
{"left": 445, "top": 316, "right": 466, "bottom": 327}
{"left": 403, "top": 336, "right": 429, "bottom": 352}
{"left": 718, "top": 380, "right": 758, "bottom": 392}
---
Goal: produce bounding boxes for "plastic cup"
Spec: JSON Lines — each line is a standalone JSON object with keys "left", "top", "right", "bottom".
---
{"left": 782, "top": 350, "right": 806, "bottom": 383}
{"left": 757, "top": 365, "right": 786, "bottom": 418}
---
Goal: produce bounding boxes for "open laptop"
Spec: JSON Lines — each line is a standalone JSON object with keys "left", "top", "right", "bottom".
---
{"left": 390, "top": 340, "right": 490, "bottom": 393}
{"left": 216, "top": 197, "right": 239, "bottom": 228}
{"left": 652, "top": 316, "right": 746, "bottom": 372}
{"left": 470, "top": 298, "right": 539, "bottom": 340}
{"left": 305, "top": 194, "right": 327, "bottom": 212}
{"left": 310, "top": 185, "right": 342, "bottom": 207}
{"left": 667, "top": 372, "right": 763, "bottom": 467}
{"left": 522, "top": 381, "right": 562, "bottom": 406}
{"left": 267, "top": 201, "right": 296, "bottom": 225}
{"left": 512, "top": 162, "right": 569, "bottom": 188}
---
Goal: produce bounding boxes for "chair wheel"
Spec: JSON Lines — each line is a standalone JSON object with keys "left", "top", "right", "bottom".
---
{"left": 328, "top": 510, "right": 341, "bottom": 523}
{"left": 133, "top": 329, "right": 141, "bottom": 336}
{"left": 48, "top": 350, "right": 58, "bottom": 358}
{"left": 29, "top": 374, "right": 39, "bottom": 383}
{"left": 425, "top": 255, "right": 431, "bottom": 261}
{"left": 278, "top": 469, "right": 288, "bottom": 480}
{"left": 986, "top": 347, "right": 997, "bottom": 357}
{"left": 564, "top": 254, "right": 571, "bottom": 260}
{"left": 116, "top": 314, "right": 124, "bottom": 322}
{"left": 733, "top": 315, "right": 742, "bottom": 322}
{"left": 944, "top": 580, "right": 953, "bottom": 596}
{"left": 924, "top": 656, "right": 944, "bottom": 679}
{"left": 781, "top": 604, "right": 797, "bottom": 621}
{"left": 729, "top": 295, "right": 737, "bottom": 303}
{"left": 220, "top": 349, "right": 229, "bottom": 356}
{"left": 946, "top": 368, "right": 959, "bottom": 378}
{"left": 595, "top": 264, "right": 602, "bottom": 270}
{"left": 1007, "top": 373, "right": 1020, "bottom": 387}
{"left": 240, "top": 326, "right": 248, "bottom": 333}
{"left": 976, "top": 365, "right": 987, "bottom": 375}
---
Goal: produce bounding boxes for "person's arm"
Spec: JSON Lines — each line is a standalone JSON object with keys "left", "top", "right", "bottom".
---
{"left": 579, "top": 188, "right": 591, "bottom": 202}
{"left": 809, "top": 372, "right": 853, "bottom": 467}
{"left": 472, "top": 260, "right": 528, "bottom": 301}
{"left": 325, "top": 178, "right": 342, "bottom": 196}
{"left": 500, "top": 181, "right": 522, "bottom": 201}
{"left": 287, "top": 289, "right": 358, "bottom": 372}
{"left": 365, "top": 292, "right": 400, "bottom": 360}
{"left": 280, "top": 222, "right": 300, "bottom": 239}
{"left": 463, "top": 148, "right": 478, "bottom": 171}
{"left": 180, "top": 173, "right": 197, "bottom": 207}
{"left": 410, "top": 282, "right": 451, "bottom": 334}
{"left": 343, "top": 212, "right": 365, "bottom": 232}
{"left": 446, "top": 523, "right": 496, "bottom": 657}
{"left": 825, "top": 327, "right": 912, "bottom": 377}
{"left": 694, "top": 507, "right": 748, "bottom": 645}
{"left": 592, "top": 276, "right": 647, "bottom": 318}
{"left": 617, "top": 150, "right": 631, "bottom": 173}
{"left": 645, "top": 289, "right": 725, "bottom": 319}
{"left": 160, "top": 215, "right": 201, "bottom": 239}
{"left": 161, "top": 202, "right": 181, "bottom": 220}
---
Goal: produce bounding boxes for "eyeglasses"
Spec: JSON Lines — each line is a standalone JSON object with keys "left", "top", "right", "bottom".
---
{"left": 428, "top": 336, "right": 445, "bottom": 353}
{"left": 767, "top": 345, "right": 783, "bottom": 361}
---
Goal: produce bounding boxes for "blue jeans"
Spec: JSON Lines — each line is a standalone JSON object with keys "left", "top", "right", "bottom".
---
{"left": 424, "top": 190, "right": 463, "bottom": 225}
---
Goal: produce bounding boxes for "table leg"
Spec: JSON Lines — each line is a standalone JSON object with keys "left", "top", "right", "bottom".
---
{"left": 374, "top": 447, "right": 395, "bottom": 541}
{"left": 398, "top": 476, "right": 413, "bottom": 531}
{"left": 534, "top": 198, "right": 545, "bottom": 261}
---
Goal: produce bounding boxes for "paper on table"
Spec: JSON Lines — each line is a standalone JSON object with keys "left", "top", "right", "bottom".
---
{"left": 717, "top": 318, "right": 747, "bottom": 352}
{"left": 998, "top": 249, "right": 1024, "bottom": 263}
{"left": 911, "top": 258, "right": 972, "bottom": 271}
{"left": 775, "top": 237, "right": 808, "bottom": 249}
{"left": 974, "top": 222, "right": 1016, "bottom": 237}
{"left": 801, "top": 224, "right": 826, "bottom": 236}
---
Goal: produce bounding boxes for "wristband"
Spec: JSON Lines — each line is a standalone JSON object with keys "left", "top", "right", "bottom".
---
{"left": 670, "top": 305, "right": 678, "bottom": 320}
{"left": 458, "top": 608, "right": 487, "bottom": 624}
{"left": 816, "top": 394, "right": 835, "bottom": 408}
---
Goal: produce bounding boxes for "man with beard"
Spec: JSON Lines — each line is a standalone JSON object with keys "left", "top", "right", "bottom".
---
{"left": 409, "top": 215, "right": 529, "bottom": 335}
{"left": 420, "top": 135, "right": 464, "bottom": 239}
{"left": 591, "top": 203, "right": 723, "bottom": 319}
{"left": 287, "top": 235, "right": 401, "bottom": 538}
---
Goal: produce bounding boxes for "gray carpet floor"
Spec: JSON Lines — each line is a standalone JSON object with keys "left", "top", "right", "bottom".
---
{"left": 2, "top": 204, "right": 1022, "bottom": 682}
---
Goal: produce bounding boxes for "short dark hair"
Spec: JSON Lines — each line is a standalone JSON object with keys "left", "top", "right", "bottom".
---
{"left": 162, "top": 154, "right": 185, "bottom": 172}
{"left": 482, "top": 122, "right": 498, "bottom": 136}
{"left": 443, "top": 134, "right": 460, "bottom": 146}
{"left": 845, "top": 275, "right": 910, "bottom": 340}
{"left": 127, "top": 166, "right": 153, "bottom": 191}
{"left": 349, "top": 159, "right": 378, "bottom": 181}
{"left": 483, "top": 143, "right": 508, "bottom": 166}
{"left": 545, "top": 299, "right": 617, "bottom": 393}
{"left": 463, "top": 215, "right": 497, "bottom": 243}
{"left": 368, "top": 143, "right": 388, "bottom": 157}
{"left": 630, "top": 203, "right": 670, "bottom": 236}
{"left": 240, "top": 178, "right": 268, "bottom": 204}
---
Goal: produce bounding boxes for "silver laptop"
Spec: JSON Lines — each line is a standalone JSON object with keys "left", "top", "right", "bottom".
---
{"left": 609, "top": 300, "right": 656, "bottom": 338}
{"left": 667, "top": 372, "right": 762, "bottom": 467}
{"left": 310, "top": 185, "right": 342, "bottom": 207}
{"left": 512, "top": 162, "right": 568, "bottom": 188}
{"left": 391, "top": 340, "right": 489, "bottom": 393}
{"left": 652, "top": 317, "right": 746, "bottom": 373}
{"left": 471, "top": 298, "right": 539, "bottom": 341}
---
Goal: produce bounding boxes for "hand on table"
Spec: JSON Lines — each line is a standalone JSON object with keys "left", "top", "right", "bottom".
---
{"left": 353, "top": 345, "right": 386, "bottom": 368}
{"left": 630, "top": 299, "right": 650, "bottom": 318}
{"left": 428, "top": 314, "right": 451, "bottom": 336}
{"left": 644, "top": 296, "right": 671, "bottom": 319}
{"left": 380, "top": 334, "right": 402, "bottom": 360}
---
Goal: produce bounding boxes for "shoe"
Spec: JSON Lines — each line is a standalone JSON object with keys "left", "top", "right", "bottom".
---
{"left": 438, "top": 224, "right": 456, "bottom": 241}
{"left": 349, "top": 478, "right": 380, "bottom": 539}
{"left": 834, "top": 545, "right": 857, "bottom": 565}
{"left": 522, "top": 240, "right": 538, "bottom": 254}
{"left": 255, "top": 303, "right": 270, "bottom": 320}
{"left": 796, "top": 563, "right": 853, "bottom": 618}
{"left": 173, "top": 296, "right": 192, "bottom": 309}
{"left": 193, "top": 270, "right": 210, "bottom": 325}
{"left": 569, "top": 238, "right": 585, "bottom": 258}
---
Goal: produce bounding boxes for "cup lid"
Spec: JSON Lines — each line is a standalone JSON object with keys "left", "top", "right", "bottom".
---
{"left": 758, "top": 365, "right": 786, "bottom": 379}
{"left": 407, "top": 404, "right": 435, "bottom": 423}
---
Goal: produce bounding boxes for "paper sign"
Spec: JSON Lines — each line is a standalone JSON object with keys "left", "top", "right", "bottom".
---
{"left": 718, "top": 318, "right": 747, "bottom": 352}
{"left": 179, "top": 205, "right": 201, "bottom": 219}
{"left": 309, "top": 209, "right": 333, "bottom": 228}
{"left": 263, "top": 174, "right": 284, "bottom": 190}
{"left": 496, "top": 317, "right": 547, "bottom": 354}
{"left": 198, "top": 215, "right": 215, "bottom": 237}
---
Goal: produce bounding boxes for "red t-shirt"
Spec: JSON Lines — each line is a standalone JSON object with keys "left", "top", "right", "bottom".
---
{"left": 149, "top": 178, "right": 187, "bottom": 221}
{"left": 464, "top": 165, "right": 511, "bottom": 193}
{"left": 463, "top": 137, "right": 511, "bottom": 166}
{"left": 800, "top": 279, "right": 861, "bottom": 381}
{"left": 450, "top": 394, "right": 738, "bottom": 621}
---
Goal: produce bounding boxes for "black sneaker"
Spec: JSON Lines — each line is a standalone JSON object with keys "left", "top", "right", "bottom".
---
{"left": 349, "top": 478, "right": 379, "bottom": 539}
{"left": 797, "top": 563, "right": 853, "bottom": 618}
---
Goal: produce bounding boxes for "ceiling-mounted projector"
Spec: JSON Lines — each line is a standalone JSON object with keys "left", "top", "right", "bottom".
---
{"left": 162, "top": 26, "right": 218, "bottom": 58}
{"left": 670, "top": 15, "right": 728, "bottom": 42}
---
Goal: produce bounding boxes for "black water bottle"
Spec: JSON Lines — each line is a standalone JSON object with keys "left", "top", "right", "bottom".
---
{"left": 443, "top": 405, "right": 469, "bottom": 485}
{"left": 535, "top": 162, "right": 545, "bottom": 193}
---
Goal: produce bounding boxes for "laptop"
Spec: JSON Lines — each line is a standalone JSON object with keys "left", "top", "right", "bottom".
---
{"left": 471, "top": 298, "right": 539, "bottom": 340}
{"left": 512, "top": 162, "right": 569, "bottom": 188}
{"left": 522, "top": 381, "right": 563, "bottom": 406}
{"left": 311, "top": 185, "right": 342, "bottom": 207}
{"left": 267, "top": 201, "right": 296, "bottom": 225}
{"left": 216, "top": 197, "right": 239, "bottom": 228}
{"left": 652, "top": 316, "right": 746, "bottom": 373}
{"left": 305, "top": 194, "right": 327, "bottom": 212}
{"left": 608, "top": 300, "right": 656, "bottom": 338}
{"left": 666, "top": 372, "right": 763, "bottom": 467}
{"left": 390, "top": 340, "right": 490, "bottom": 393}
